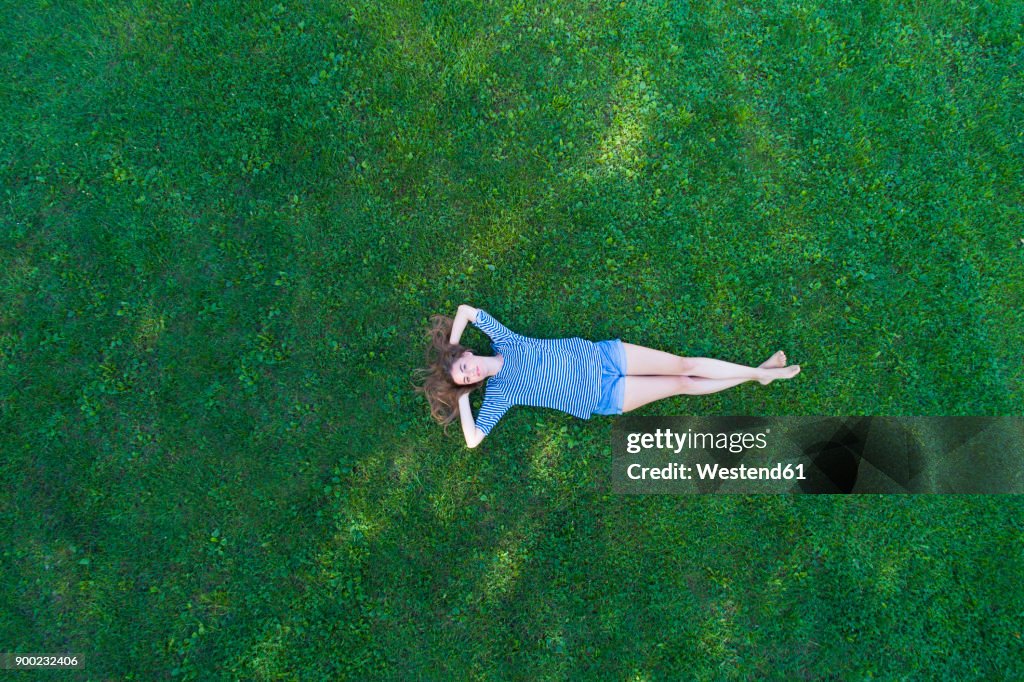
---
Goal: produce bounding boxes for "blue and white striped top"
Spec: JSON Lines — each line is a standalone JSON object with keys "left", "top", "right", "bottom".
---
{"left": 471, "top": 310, "right": 601, "bottom": 435}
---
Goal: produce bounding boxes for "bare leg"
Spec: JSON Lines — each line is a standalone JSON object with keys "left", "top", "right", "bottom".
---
{"left": 624, "top": 342, "right": 764, "bottom": 379}
{"left": 620, "top": 352, "right": 800, "bottom": 412}
{"left": 622, "top": 376, "right": 692, "bottom": 413}
{"left": 622, "top": 375, "right": 751, "bottom": 412}
{"left": 622, "top": 343, "right": 799, "bottom": 384}
{"left": 686, "top": 376, "right": 756, "bottom": 393}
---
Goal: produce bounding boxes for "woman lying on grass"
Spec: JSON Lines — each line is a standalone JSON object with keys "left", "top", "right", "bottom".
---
{"left": 414, "top": 305, "right": 800, "bottom": 448}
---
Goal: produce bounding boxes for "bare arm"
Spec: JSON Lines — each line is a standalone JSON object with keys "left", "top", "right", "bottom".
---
{"left": 449, "top": 305, "right": 480, "bottom": 345}
{"left": 458, "top": 392, "right": 486, "bottom": 448}
{"left": 451, "top": 305, "right": 485, "bottom": 447}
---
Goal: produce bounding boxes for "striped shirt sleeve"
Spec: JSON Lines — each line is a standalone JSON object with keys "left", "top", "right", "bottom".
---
{"left": 475, "top": 389, "right": 510, "bottom": 435}
{"left": 471, "top": 310, "right": 527, "bottom": 346}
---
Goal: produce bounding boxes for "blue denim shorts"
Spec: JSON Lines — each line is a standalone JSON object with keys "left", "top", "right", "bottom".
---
{"left": 593, "top": 339, "right": 626, "bottom": 416}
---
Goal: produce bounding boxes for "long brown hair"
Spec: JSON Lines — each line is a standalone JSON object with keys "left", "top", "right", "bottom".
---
{"left": 412, "top": 314, "right": 485, "bottom": 434}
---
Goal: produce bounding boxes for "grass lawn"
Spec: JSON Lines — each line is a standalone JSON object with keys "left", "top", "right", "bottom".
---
{"left": 2, "top": 0, "right": 1022, "bottom": 678}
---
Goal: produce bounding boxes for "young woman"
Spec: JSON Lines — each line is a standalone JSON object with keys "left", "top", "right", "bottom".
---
{"left": 414, "top": 305, "right": 800, "bottom": 448}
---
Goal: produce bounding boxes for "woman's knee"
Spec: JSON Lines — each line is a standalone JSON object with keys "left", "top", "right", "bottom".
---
{"left": 676, "top": 375, "right": 699, "bottom": 394}
{"left": 677, "top": 357, "right": 697, "bottom": 375}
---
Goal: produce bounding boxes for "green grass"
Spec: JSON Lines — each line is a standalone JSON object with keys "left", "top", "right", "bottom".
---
{"left": 2, "top": 0, "right": 1022, "bottom": 678}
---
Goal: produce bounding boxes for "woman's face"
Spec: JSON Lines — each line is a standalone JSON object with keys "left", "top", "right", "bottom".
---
{"left": 451, "top": 350, "right": 484, "bottom": 386}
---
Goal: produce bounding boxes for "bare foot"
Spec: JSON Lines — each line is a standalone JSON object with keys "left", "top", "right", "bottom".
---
{"left": 758, "top": 365, "right": 801, "bottom": 385}
{"left": 759, "top": 351, "right": 786, "bottom": 369}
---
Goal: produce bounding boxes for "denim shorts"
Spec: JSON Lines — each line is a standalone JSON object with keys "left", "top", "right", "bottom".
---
{"left": 593, "top": 339, "right": 626, "bottom": 416}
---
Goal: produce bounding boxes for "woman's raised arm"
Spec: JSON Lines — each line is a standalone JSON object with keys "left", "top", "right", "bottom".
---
{"left": 449, "top": 305, "right": 480, "bottom": 345}
{"left": 458, "top": 392, "right": 486, "bottom": 448}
